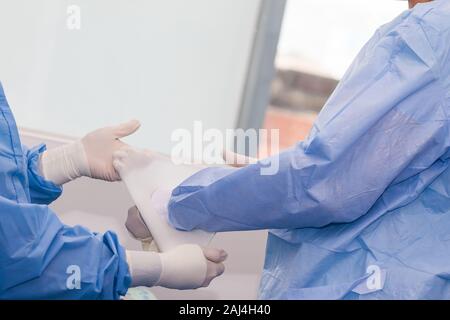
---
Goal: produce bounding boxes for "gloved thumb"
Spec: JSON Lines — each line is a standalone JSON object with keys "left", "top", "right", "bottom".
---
{"left": 113, "top": 120, "right": 141, "bottom": 138}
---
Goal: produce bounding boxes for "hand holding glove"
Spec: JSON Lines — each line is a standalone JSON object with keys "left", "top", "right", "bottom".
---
{"left": 39, "top": 120, "right": 141, "bottom": 185}
{"left": 126, "top": 245, "right": 227, "bottom": 290}
{"left": 125, "top": 206, "right": 226, "bottom": 289}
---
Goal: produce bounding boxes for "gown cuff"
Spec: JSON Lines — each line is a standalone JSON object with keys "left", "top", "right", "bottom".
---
{"left": 26, "top": 144, "right": 63, "bottom": 204}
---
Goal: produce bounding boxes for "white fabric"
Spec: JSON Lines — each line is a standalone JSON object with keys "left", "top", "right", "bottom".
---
{"left": 126, "top": 250, "right": 162, "bottom": 288}
{"left": 39, "top": 140, "right": 90, "bottom": 185}
{"left": 113, "top": 147, "right": 214, "bottom": 252}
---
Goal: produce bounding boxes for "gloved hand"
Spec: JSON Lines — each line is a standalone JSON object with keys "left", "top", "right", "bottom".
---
{"left": 126, "top": 245, "right": 227, "bottom": 290}
{"left": 222, "top": 149, "right": 258, "bottom": 167}
{"left": 39, "top": 120, "right": 141, "bottom": 185}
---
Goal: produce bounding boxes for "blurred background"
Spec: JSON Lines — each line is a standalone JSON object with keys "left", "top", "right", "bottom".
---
{"left": 264, "top": 0, "right": 405, "bottom": 151}
{"left": 0, "top": 0, "right": 406, "bottom": 299}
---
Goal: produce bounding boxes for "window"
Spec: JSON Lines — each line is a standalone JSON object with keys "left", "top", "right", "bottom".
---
{"left": 263, "top": 0, "right": 406, "bottom": 151}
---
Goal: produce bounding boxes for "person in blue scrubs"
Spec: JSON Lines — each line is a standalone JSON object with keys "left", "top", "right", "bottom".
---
{"left": 168, "top": 0, "right": 450, "bottom": 299}
{"left": 0, "top": 83, "right": 136, "bottom": 299}
{"left": 0, "top": 82, "right": 226, "bottom": 299}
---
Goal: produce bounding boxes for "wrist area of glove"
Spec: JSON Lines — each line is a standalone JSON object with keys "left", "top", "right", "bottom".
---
{"left": 156, "top": 244, "right": 207, "bottom": 290}
{"left": 39, "top": 140, "right": 91, "bottom": 185}
{"left": 127, "top": 245, "right": 207, "bottom": 290}
{"left": 126, "top": 250, "right": 163, "bottom": 288}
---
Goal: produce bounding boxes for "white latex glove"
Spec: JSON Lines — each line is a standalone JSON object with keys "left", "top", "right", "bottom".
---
{"left": 222, "top": 149, "right": 258, "bottom": 168}
{"left": 39, "top": 120, "right": 140, "bottom": 185}
{"left": 127, "top": 245, "right": 227, "bottom": 290}
{"left": 82, "top": 120, "right": 141, "bottom": 181}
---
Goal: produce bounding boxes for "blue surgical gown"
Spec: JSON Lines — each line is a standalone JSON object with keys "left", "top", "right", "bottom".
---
{"left": 168, "top": 1, "right": 450, "bottom": 299}
{"left": 0, "top": 83, "right": 131, "bottom": 299}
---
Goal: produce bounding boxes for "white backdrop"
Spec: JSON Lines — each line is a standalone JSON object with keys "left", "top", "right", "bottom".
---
{"left": 5, "top": 0, "right": 269, "bottom": 299}
{"left": 0, "top": 0, "right": 261, "bottom": 153}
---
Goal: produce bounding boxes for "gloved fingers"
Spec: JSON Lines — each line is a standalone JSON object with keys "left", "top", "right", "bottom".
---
{"left": 112, "top": 119, "right": 141, "bottom": 139}
{"left": 222, "top": 149, "right": 258, "bottom": 168}
{"left": 202, "top": 247, "right": 228, "bottom": 263}
{"left": 201, "top": 247, "right": 227, "bottom": 287}
{"left": 109, "top": 170, "right": 121, "bottom": 181}
{"left": 113, "top": 159, "right": 124, "bottom": 173}
{"left": 202, "top": 261, "right": 225, "bottom": 287}
{"left": 112, "top": 147, "right": 134, "bottom": 174}
{"left": 113, "top": 148, "right": 130, "bottom": 161}
{"left": 101, "top": 161, "right": 121, "bottom": 181}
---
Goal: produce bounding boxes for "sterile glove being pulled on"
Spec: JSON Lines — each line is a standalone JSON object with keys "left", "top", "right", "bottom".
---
{"left": 126, "top": 245, "right": 227, "bottom": 290}
{"left": 39, "top": 120, "right": 141, "bottom": 185}
{"left": 113, "top": 146, "right": 215, "bottom": 251}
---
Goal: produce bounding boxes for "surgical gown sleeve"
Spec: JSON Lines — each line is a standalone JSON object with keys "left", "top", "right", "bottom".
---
{"left": 23, "top": 144, "right": 62, "bottom": 205}
{"left": 168, "top": 21, "right": 447, "bottom": 232}
{"left": 0, "top": 197, "right": 131, "bottom": 299}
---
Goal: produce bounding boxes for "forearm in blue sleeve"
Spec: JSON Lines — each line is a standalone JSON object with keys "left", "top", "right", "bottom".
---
{"left": 0, "top": 197, "right": 131, "bottom": 299}
{"left": 168, "top": 146, "right": 393, "bottom": 232}
{"left": 23, "top": 144, "right": 62, "bottom": 205}
{"left": 168, "top": 24, "right": 445, "bottom": 232}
